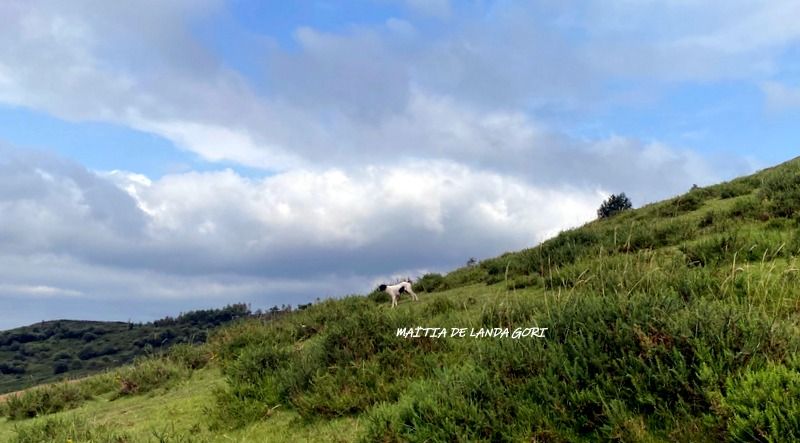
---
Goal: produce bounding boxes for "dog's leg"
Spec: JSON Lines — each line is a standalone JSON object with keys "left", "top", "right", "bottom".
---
{"left": 409, "top": 289, "right": 418, "bottom": 301}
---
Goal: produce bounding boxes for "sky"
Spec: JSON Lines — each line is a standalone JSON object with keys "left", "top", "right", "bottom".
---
{"left": 0, "top": 0, "right": 798, "bottom": 329}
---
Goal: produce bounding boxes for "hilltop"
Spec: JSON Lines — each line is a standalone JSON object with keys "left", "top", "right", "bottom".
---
{"left": 2, "top": 157, "right": 799, "bottom": 442}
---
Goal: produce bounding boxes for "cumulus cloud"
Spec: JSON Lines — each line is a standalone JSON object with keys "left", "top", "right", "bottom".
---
{"left": 0, "top": 1, "right": 772, "bottom": 327}
{"left": 0, "top": 145, "right": 612, "bottom": 327}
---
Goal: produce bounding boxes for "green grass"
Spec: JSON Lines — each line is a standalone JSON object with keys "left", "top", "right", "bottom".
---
{"left": 0, "top": 368, "right": 362, "bottom": 442}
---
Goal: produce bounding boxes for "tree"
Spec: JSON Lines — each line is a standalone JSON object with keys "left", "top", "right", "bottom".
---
{"left": 597, "top": 193, "right": 633, "bottom": 219}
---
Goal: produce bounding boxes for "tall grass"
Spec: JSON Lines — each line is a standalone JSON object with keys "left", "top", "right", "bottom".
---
{"left": 10, "top": 414, "right": 131, "bottom": 443}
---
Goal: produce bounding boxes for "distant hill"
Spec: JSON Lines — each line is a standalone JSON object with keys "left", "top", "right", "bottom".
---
{"left": 0, "top": 303, "right": 259, "bottom": 394}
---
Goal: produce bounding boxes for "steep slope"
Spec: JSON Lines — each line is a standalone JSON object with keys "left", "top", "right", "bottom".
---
{"left": 2, "top": 157, "right": 799, "bottom": 442}
{"left": 207, "top": 156, "right": 800, "bottom": 442}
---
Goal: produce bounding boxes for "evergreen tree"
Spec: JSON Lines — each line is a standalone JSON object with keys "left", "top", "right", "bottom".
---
{"left": 597, "top": 193, "right": 633, "bottom": 219}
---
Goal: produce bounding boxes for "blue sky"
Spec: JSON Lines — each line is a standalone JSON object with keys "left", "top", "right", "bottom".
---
{"left": 0, "top": 0, "right": 798, "bottom": 329}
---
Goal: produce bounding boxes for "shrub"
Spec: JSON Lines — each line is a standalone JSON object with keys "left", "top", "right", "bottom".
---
{"left": 3, "top": 382, "right": 93, "bottom": 420}
{"left": 0, "top": 362, "right": 26, "bottom": 374}
{"left": 718, "top": 181, "right": 754, "bottom": 199}
{"left": 728, "top": 196, "right": 761, "bottom": 219}
{"left": 724, "top": 364, "right": 800, "bottom": 442}
{"left": 52, "top": 361, "right": 69, "bottom": 375}
{"left": 414, "top": 273, "right": 448, "bottom": 293}
{"left": 112, "top": 358, "right": 188, "bottom": 398}
{"left": 428, "top": 296, "right": 457, "bottom": 315}
{"left": 598, "top": 193, "right": 633, "bottom": 219}
{"left": 699, "top": 211, "right": 715, "bottom": 228}
{"left": 759, "top": 164, "right": 800, "bottom": 218}
{"left": 167, "top": 343, "right": 211, "bottom": 370}
{"left": 363, "top": 364, "right": 537, "bottom": 442}
{"left": 681, "top": 234, "right": 743, "bottom": 267}
{"left": 367, "top": 288, "right": 390, "bottom": 304}
{"left": 657, "top": 192, "right": 705, "bottom": 217}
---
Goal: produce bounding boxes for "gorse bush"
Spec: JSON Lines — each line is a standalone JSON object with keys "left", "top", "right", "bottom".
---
{"left": 414, "top": 273, "right": 448, "bottom": 292}
{"left": 367, "top": 288, "right": 390, "bottom": 303}
{"left": 112, "top": 358, "right": 188, "bottom": 398}
{"left": 167, "top": 343, "right": 211, "bottom": 370}
{"left": 210, "top": 297, "right": 451, "bottom": 428}
{"left": 3, "top": 381, "right": 93, "bottom": 420}
{"left": 656, "top": 191, "right": 705, "bottom": 217}
{"left": 717, "top": 180, "right": 756, "bottom": 199}
{"left": 363, "top": 363, "right": 534, "bottom": 443}
{"left": 724, "top": 364, "right": 800, "bottom": 442}
{"left": 759, "top": 162, "right": 800, "bottom": 218}
{"left": 357, "top": 288, "right": 800, "bottom": 442}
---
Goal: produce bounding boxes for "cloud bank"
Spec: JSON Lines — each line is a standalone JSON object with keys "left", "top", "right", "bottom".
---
{"left": 1, "top": 0, "right": 787, "bottom": 327}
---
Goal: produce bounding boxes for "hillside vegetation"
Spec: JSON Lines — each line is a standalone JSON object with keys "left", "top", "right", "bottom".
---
{"left": 2, "top": 157, "right": 800, "bottom": 442}
{"left": 0, "top": 304, "right": 256, "bottom": 394}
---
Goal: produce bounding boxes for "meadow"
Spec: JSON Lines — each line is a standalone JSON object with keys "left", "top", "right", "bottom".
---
{"left": 1, "top": 157, "right": 799, "bottom": 442}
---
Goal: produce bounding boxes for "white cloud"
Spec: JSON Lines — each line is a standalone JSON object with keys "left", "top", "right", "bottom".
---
{"left": 0, "top": 146, "right": 610, "bottom": 327}
{"left": 0, "top": 1, "right": 770, "bottom": 328}
{"left": 0, "top": 0, "right": 780, "bottom": 176}
{"left": 0, "top": 283, "right": 83, "bottom": 298}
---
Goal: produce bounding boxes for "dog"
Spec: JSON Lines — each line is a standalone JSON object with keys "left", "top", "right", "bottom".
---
{"left": 378, "top": 281, "right": 418, "bottom": 308}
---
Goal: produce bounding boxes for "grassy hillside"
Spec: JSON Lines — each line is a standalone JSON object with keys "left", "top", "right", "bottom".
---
{"left": 0, "top": 304, "right": 256, "bottom": 394}
{"left": 2, "top": 157, "right": 800, "bottom": 442}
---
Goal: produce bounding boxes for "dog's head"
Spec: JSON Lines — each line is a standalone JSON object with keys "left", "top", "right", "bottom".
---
{"left": 378, "top": 284, "right": 387, "bottom": 292}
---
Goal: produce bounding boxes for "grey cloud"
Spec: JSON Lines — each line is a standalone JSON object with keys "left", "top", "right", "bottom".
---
{"left": 0, "top": 147, "right": 601, "bottom": 283}
{"left": 0, "top": 146, "right": 607, "bottom": 328}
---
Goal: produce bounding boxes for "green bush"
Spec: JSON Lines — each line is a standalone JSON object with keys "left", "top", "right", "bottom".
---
{"left": 759, "top": 164, "right": 800, "bottom": 218}
{"left": 414, "top": 273, "right": 448, "bottom": 292}
{"left": 167, "top": 343, "right": 211, "bottom": 370}
{"left": 112, "top": 358, "right": 188, "bottom": 398}
{"left": 657, "top": 192, "right": 705, "bottom": 217}
{"left": 363, "top": 363, "right": 540, "bottom": 443}
{"left": 367, "top": 288, "right": 390, "bottom": 304}
{"left": 681, "top": 233, "right": 743, "bottom": 267}
{"left": 728, "top": 195, "right": 762, "bottom": 219}
{"left": 212, "top": 301, "right": 450, "bottom": 426}
{"left": 3, "top": 381, "right": 93, "bottom": 420}
{"left": 598, "top": 193, "right": 633, "bottom": 219}
{"left": 718, "top": 181, "right": 755, "bottom": 199}
{"left": 724, "top": 364, "right": 800, "bottom": 442}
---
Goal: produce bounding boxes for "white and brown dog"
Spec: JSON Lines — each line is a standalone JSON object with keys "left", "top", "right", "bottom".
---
{"left": 378, "top": 281, "right": 418, "bottom": 308}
